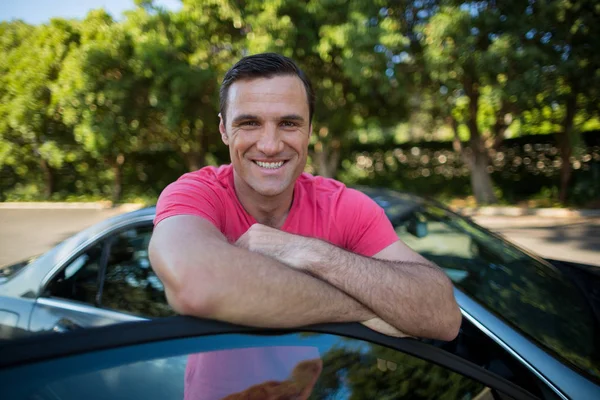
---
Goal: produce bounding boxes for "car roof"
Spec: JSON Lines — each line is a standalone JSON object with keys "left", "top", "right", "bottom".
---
{"left": 0, "top": 207, "right": 157, "bottom": 295}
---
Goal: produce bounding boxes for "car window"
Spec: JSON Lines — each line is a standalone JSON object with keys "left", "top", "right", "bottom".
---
{"left": 44, "top": 242, "right": 104, "bottom": 305}
{"left": 100, "top": 225, "right": 174, "bottom": 318}
{"left": 14, "top": 332, "right": 517, "bottom": 400}
{"left": 395, "top": 204, "right": 600, "bottom": 381}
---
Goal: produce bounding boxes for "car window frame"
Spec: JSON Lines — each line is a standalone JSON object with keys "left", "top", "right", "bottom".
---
{"left": 96, "top": 222, "right": 170, "bottom": 317}
{"left": 39, "top": 217, "right": 155, "bottom": 310}
{"left": 0, "top": 316, "right": 540, "bottom": 400}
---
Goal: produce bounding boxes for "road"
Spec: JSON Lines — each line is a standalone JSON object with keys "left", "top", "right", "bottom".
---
{"left": 1, "top": 208, "right": 599, "bottom": 268}
{"left": 0, "top": 208, "right": 136, "bottom": 268}
{"left": 472, "top": 215, "right": 600, "bottom": 267}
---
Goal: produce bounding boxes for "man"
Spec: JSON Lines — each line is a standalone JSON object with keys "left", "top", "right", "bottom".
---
{"left": 149, "top": 53, "right": 461, "bottom": 398}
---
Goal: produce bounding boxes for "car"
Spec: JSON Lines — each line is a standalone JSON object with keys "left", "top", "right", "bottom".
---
{"left": 0, "top": 188, "right": 599, "bottom": 399}
{"left": 0, "top": 315, "right": 547, "bottom": 400}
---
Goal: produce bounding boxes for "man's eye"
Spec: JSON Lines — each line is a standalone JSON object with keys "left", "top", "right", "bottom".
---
{"left": 240, "top": 121, "right": 259, "bottom": 127}
{"left": 281, "top": 121, "right": 298, "bottom": 127}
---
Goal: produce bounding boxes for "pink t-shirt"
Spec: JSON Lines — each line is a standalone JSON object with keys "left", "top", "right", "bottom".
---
{"left": 154, "top": 164, "right": 399, "bottom": 399}
{"left": 155, "top": 164, "right": 398, "bottom": 256}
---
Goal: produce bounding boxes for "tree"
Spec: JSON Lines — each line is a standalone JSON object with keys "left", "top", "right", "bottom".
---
{"left": 123, "top": 1, "right": 245, "bottom": 171}
{"left": 243, "top": 0, "right": 410, "bottom": 178}
{"left": 530, "top": 0, "right": 600, "bottom": 203}
{"left": 422, "top": 1, "right": 544, "bottom": 204}
{"left": 0, "top": 20, "right": 79, "bottom": 199}
{"left": 53, "top": 10, "right": 153, "bottom": 202}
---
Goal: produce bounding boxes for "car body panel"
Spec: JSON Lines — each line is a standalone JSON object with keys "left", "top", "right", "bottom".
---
{"left": 29, "top": 297, "right": 144, "bottom": 332}
{"left": 0, "top": 296, "right": 34, "bottom": 332}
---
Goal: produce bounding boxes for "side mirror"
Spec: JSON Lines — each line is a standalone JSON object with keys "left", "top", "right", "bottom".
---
{"left": 407, "top": 218, "right": 428, "bottom": 238}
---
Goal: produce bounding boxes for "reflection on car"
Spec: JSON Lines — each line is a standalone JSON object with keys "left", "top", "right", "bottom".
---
{"left": 0, "top": 189, "right": 599, "bottom": 399}
{"left": 0, "top": 317, "right": 546, "bottom": 400}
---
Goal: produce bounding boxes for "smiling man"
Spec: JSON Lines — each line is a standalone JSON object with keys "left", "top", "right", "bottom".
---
{"left": 149, "top": 53, "right": 461, "bottom": 398}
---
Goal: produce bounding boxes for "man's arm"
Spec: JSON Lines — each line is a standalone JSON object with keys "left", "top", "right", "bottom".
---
{"left": 237, "top": 224, "right": 462, "bottom": 341}
{"left": 149, "top": 215, "right": 386, "bottom": 329}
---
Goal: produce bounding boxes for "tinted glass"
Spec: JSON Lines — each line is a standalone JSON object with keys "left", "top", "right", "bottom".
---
{"left": 101, "top": 225, "right": 174, "bottom": 318}
{"left": 395, "top": 203, "right": 600, "bottom": 381}
{"left": 45, "top": 243, "right": 103, "bottom": 305}
{"left": 8, "top": 333, "right": 496, "bottom": 400}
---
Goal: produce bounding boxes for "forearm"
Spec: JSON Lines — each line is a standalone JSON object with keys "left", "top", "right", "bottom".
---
{"left": 162, "top": 240, "right": 375, "bottom": 328}
{"left": 306, "top": 240, "right": 460, "bottom": 340}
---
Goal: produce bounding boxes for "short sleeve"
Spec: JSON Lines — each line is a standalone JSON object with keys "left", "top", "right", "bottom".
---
{"left": 337, "top": 188, "right": 398, "bottom": 257}
{"left": 154, "top": 173, "right": 224, "bottom": 230}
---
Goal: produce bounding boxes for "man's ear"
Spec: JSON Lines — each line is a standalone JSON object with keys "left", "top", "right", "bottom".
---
{"left": 219, "top": 113, "right": 229, "bottom": 146}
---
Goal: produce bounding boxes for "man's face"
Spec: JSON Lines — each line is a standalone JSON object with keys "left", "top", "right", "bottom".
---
{"left": 220, "top": 75, "right": 312, "bottom": 198}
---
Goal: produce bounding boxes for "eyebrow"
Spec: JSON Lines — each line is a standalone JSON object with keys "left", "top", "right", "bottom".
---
{"left": 231, "top": 114, "right": 306, "bottom": 124}
{"left": 231, "top": 114, "right": 259, "bottom": 124}
{"left": 280, "top": 114, "right": 305, "bottom": 122}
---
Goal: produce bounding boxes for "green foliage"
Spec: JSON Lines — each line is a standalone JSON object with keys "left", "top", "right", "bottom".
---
{"left": 1, "top": 1, "right": 599, "bottom": 206}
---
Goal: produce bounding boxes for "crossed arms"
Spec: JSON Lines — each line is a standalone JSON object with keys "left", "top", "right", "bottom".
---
{"left": 149, "top": 215, "right": 461, "bottom": 341}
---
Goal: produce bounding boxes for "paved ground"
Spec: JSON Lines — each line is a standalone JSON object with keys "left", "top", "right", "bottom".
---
{"left": 473, "top": 215, "right": 600, "bottom": 267}
{"left": 1, "top": 208, "right": 599, "bottom": 268}
{"left": 0, "top": 208, "right": 133, "bottom": 267}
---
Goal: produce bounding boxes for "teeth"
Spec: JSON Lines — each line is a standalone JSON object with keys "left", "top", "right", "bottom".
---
{"left": 255, "top": 161, "right": 284, "bottom": 169}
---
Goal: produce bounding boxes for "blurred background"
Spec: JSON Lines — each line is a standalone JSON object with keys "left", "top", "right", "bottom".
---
{"left": 0, "top": 0, "right": 598, "bottom": 209}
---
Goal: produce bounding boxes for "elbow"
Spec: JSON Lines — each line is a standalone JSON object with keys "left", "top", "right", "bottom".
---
{"left": 151, "top": 260, "right": 215, "bottom": 319}
{"left": 417, "top": 271, "right": 461, "bottom": 341}
{"left": 164, "top": 271, "right": 217, "bottom": 319}
{"left": 437, "top": 277, "right": 462, "bottom": 341}
{"left": 438, "top": 302, "right": 462, "bottom": 341}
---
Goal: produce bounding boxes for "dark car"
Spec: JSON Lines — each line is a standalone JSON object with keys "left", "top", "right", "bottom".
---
{"left": 0, "top": 316, "right": 567, "bottom": 399}
{"left": 0, "top": 188, "right": 599, "bottom": 399}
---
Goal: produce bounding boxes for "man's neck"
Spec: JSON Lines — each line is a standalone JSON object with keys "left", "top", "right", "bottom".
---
{"left": 233, "top": 172, "right": 294, "bottom": 229}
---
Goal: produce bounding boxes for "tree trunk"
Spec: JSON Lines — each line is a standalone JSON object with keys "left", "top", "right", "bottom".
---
{"left": 39, "top": 158, "right": 54, "bottom": 199}
{"left": 469, "top": 139, "right": 497, "bottom": 204}
{"left": 492, "top": 105, "right": 511, "bottom": 149}
{"left": 182, "top": 130, "right": 208, "bottom": 172}
{"left": 111, "top": 154, "right": 124, "bottom": 204}
{"left": 183, "top": 151, "right": 203, "bottom": 172}
{"left": 314, "top": 140, "right": 340, "bottom": 178}
{"left": 557, "top": 94, "right": 577, "bottom": 204}
{"left": 448, "top": 116, "right": 462, "bottom": 153}
{"left": 464, "top": 80, "right": 497, "bottom": 204}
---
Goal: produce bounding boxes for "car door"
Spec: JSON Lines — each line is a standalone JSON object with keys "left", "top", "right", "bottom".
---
{"left": 0, "top": 317, "right": 551, "bottom": 400}
{"left": 28, "top": 220, "right": 170, "bottom": 332}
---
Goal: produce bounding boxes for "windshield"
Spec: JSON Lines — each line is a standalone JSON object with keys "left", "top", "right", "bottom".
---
{"left": 393, "top": 203, "right": 600, "bottom": 382}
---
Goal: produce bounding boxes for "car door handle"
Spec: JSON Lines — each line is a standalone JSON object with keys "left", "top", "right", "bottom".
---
{"left": 52, "top": 318, "right": 81, "bottom": 333}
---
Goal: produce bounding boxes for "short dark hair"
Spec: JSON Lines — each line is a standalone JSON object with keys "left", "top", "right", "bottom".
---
{"left": 219, "top": 53, "right": 315, "bottom": 124}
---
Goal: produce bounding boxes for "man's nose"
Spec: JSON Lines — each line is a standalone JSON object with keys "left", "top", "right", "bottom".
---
{"left": 256, "top": 125, "right": 284, "bottom": 155}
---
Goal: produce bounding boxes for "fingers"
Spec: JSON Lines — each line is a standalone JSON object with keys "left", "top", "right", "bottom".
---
{"left": 361, "top": 317, "right": 412, "bottom": 338}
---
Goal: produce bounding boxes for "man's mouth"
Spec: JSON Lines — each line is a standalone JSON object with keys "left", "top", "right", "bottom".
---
{"left": 253, "top": 160, "right": 286, "bottom": 169}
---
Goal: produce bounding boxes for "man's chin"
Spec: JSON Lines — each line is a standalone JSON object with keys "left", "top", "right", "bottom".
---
{"left": 250, "top": 183, "right": 290, "bottom": 198}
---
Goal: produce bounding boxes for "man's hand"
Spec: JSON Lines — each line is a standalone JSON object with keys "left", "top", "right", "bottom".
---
{"left": 361, "top": 318, "right": 411, "bottom": 338}
{"left": 235, "top": 224, "right": 315, "bottom": 270}
{"left": 236, "top": 224, "right": 410, "bottom": 338}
